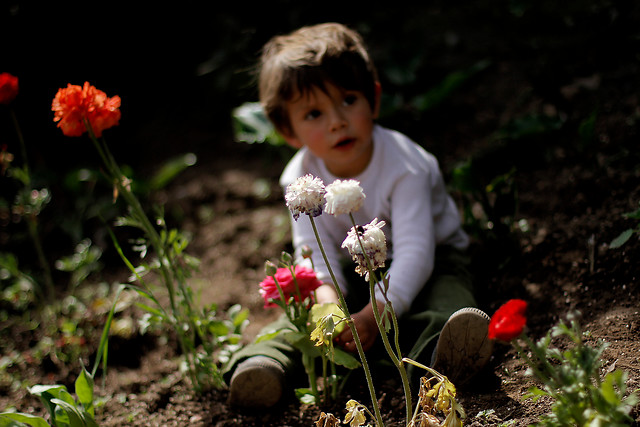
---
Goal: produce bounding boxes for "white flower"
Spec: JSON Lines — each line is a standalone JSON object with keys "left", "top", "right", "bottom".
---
{"left": 285, "top": 174, "right": 326, "bottom": 220}
{"left": 341, "top": 218, "right": 387, "bottom": 280}
{"left": 324, "top": 179, "right": 365, "bottom": 216}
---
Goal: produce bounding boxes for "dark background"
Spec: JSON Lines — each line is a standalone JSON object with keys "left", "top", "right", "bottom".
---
{"left": 3, "top": 1, "right": 638, "bottom": 167}
{"left": 2, "top": 1, "right": 639, "bottom": 263}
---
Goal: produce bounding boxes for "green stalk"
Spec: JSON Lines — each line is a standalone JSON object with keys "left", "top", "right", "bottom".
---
{"left": 515, "top": 334, "right": 587, "bottom": 424}
{"left": 272, "top": 275, "right": 295, "bottom": 324}
{"left": 302, "top": 353, "right": 320, "bottom": 403}
{"left": 519, "top": 334, "right": 564, "bottom": 388}
{"left": 369, "top": 275, "right": 412, "bottom": 424}
{"left": 10, "top": 108, "right": 29, "bottom": 183}
{"left": 308, "top": 216, "right": 383, "bottom": 427}
{"left": 11, "top": 107, "right": 55, "bottom": 299}
{"left": 84, "top": 121, "right": 202, "bottom": 389}
{"left": 321, "top": 354, "right": 330, "bottom": 403}
{"left": 26, "top": 214, "right": 55, "bottom": 299}
{"left": 286, "top": 265, "right": 303, "bottom": 319}
{"left": 349, "top": 215, "right": 412, "bottom": 424}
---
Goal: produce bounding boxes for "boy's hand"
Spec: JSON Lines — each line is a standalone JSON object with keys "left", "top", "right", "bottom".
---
{"left": 315, "top": 283, "right": 339, "bottom": 304}
{"left": 335, "top": 300, "right": 384, "bottom": 353}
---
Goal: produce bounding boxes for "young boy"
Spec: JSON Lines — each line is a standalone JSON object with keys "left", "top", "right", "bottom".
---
{"left": 225, "top": 22, "right": 492, "bottom": 408}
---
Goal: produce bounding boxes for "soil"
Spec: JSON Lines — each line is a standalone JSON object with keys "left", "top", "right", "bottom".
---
{"left": 2, "top": 3, "right": 640, "bottom": 427}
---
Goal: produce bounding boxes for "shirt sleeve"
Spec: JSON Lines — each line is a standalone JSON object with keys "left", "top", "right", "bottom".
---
{"left": 373, "top": 156, "right": 445, "bottom": 316}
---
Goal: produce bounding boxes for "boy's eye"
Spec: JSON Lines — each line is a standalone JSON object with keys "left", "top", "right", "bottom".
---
{"left": 305, "top": 109, "right": 321, "bottom": 120}
{"left": 343, "top": 94, "right": 358, "bottom": 106}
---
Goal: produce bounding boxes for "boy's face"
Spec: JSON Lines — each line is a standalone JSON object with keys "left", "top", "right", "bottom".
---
{"left": 282, "top": 81, "right": 381, "bottom": 178}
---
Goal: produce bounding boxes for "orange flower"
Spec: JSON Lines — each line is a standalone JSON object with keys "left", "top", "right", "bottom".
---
{"left": 0, "top": 73, "right": 19, "bottom": 104}
{"left": 52, "top": 82, "right": 121, "bottom": 137}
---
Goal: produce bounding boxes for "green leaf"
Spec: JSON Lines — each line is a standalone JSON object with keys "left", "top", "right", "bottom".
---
{"left": 28, "top": 384, "right": 67, "bottom": 396}
{"left": 232, "top": 102, "right": 286, "bottom": 146}
{"left": 493, "top": 114, "right": 563, "bottom": 141}
{"left": 282, "top": 331, "right": 321, "bottom": 358}
{"left": 49, "top": 399, "right": 84, "bottom": 427}
{"left": 609, "top": 229, "right": 634, "bottom": 249}
{"left": 58, "top": 388, "right": 77, "bottom": 407}
{"left": 207, "top": 320, "right": 230, "bottom": 337}
{"left": 412, "top": 60, "right": 491, "bottom": 111}
{"left": 294, "top": 388, "right": 317, "bottom": 405}
{"left": 622, "top": 204, "right": 640, "bottom": 220}
{"left": 229, "top": 305, "right": 250, "bottom": 328}
{"left": 309, "top": 303, "right": 346, "bottom": 335}
{"left": 81, "top": 412, "right": 99, "bottom": 427}
{"left": 28, "top": 385, "right": 67, "bottom": 420}
{"left": 92, "top": 284, "right": 128, "bottom": 378}
{"left": 523, "top": 386, "right": 549, "bottom": 402}
{"left": 149, "top": 153, "right": 197, "bottom": 190}
{"left": 254, "top": 328, "right": 287, "bottom": 344}
{"left": 331, "top": 347, "right": 361, "bottom": 370}
{"left": 0, "top": 413, "right": 51, "bottom": 427}
{"left": 450, "top": 159, "right": 480, "bottom": 194}
{"left": 134, "top": 301, "right": 166, "bottom": 319}
{"left": 75, "top": 368, "right": 94, "bottom": 416}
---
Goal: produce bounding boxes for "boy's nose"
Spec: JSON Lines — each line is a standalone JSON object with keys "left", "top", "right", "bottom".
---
{"left": 329, "top": 108, "right": 347, "bottom": 132}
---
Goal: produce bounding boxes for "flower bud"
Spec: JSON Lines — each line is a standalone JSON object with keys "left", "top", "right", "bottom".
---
{"left": 280, "top": 251, "right": 293, "bottom": 265}
{"left": 264, "top": 260, "right": 278, "bottom": 276}
{"left": 301, "top": 245, "right": 313, "bottom": 259}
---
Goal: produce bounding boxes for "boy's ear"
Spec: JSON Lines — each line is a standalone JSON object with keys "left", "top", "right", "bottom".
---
{"left": 280, "top": 128, "right": 303, "bottom": 149}
{"left": 373, "top": 81, "right": 382, "bottom": 119}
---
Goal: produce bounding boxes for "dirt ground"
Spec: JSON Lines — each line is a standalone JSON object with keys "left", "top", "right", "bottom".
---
{"left": 4, "top": 66, "right": 639, "bottom": 426}
{"left": 2, "top": 4, "right": 640, "bottom": 427}
{"left": 109, "top": 85, "right": 640, "bottom": 426}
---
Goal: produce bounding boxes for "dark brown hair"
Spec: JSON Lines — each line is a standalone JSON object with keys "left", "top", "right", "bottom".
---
{"left": 259, "top": 23, "right": 379, "bottom": 135}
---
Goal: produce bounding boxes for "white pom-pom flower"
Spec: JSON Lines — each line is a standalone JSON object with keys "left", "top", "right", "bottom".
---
{"left": 285, "top": 174, "right": 326, "bottom": 220}
{"left": 324, "top": 179, "right": 365, "bottom": 216}
{"left": 341, "top": 218, "right": 387, "bottom": 280}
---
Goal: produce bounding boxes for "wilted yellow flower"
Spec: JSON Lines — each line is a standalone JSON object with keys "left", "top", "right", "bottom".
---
{"left": 309, "top": 303, "right": 346, "bottom": 347}
{"left": 315, "top": 411, "right": 340, "bottom": 427}
{"left": 344, "top": 400, "right": 368, "bottom": 427}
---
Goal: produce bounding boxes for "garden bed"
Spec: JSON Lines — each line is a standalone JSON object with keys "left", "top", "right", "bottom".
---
{"left": 2, "top": 2, "right": 639, "bottom": 426}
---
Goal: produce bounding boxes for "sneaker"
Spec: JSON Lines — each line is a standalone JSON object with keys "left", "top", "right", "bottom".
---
{"left": 228, "top": 356, "right": 286, "bottom": 409}
{"left": 431, "top": 307, "right": 493, "bottom": 386}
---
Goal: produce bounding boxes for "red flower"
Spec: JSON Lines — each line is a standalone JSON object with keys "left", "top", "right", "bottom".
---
{"left": 259, "top": 265, "right": 322, "bottom": 308}
{"left": 0, "top": 73, "right": 19, "bottom": 104}
{"left": 52, "top": 82, "right": 121, "bottom": 137}
{"left": 488, "top": 299, "right": 528, "bottom": 341}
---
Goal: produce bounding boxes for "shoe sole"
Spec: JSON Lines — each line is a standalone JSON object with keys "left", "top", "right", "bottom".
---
{"left": 431, "top": 307, "right": 493, "bottom": 385}
{"left": 228, "top": 356, "right": 285, "bottom": 408}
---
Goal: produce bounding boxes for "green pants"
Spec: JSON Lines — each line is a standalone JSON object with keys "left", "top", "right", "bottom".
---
{"left": 223, "top": 246, "right": 477, "bottom": 386}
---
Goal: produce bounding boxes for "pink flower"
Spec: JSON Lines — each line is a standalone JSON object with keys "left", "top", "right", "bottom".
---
{"left": 0, "top": 73, "right": 19, "bottom": 105}
{"left": 488, "top": 299, "right": 528, "bottom": 341}
{"left": 259, "top": 265, "right": 322, "bottom": 308}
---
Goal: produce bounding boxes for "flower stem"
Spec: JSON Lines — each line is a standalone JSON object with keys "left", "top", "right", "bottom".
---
{"left": 10, "top": 108, "right": 29, "bottom": 184}
{"left": 272, "top": 276, "right": 295, "bottom": 324}
{"left": 302, "top": 353, "right": 320, "bottom": 402}
{"left": 349, "top": 214, "right": 412, "bottom": 424}
{"left": 308, "top": 216, "right": 383, "bottom": 427}
{"left": 10, "top": 107, "right": 55, "bottom": 299}
{"left": 84, "top": 121, "right": 203, "bottom": 389}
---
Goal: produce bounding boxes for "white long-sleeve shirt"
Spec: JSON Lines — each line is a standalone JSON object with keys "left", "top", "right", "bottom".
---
{"left": 279, "top": 125, "right": 469, "bottom": 316}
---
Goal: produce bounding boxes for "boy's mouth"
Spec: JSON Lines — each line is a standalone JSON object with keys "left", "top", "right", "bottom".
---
{"left": 334, "top": 138, "right": 355, "bottom": 149}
